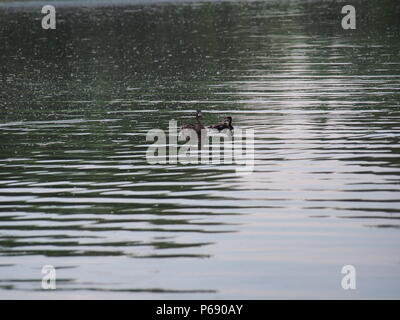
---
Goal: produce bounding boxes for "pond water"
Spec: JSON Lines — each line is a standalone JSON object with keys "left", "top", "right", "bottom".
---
{"left": 0, "top": 0, "right": 399, "bottom": 299}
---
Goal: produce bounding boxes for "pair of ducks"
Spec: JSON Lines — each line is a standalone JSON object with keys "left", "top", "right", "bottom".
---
{"left": 181, "top": 110, "right": 233, "bottom": 135}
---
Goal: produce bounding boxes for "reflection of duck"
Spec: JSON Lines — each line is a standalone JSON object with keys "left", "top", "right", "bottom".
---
{"left": 209, "top": 116, "right": 233, "bottom": 132}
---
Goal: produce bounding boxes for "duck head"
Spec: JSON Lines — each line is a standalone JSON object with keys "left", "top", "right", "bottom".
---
{"left": 196, "top": 110, "right": 203, "bottom": 120}
{"left": 224, "top": 116, "right": 232, "bottom": 124}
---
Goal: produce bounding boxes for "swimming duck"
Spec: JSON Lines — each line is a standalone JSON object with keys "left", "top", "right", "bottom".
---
{"left": 181, "top": 110, "right": 205, "bottom": 133}
{"left": 181, "top": 110, "right": 205, "bottom": 149}
{"left": 209, "top": 116, "right": 233, "bottom": 132}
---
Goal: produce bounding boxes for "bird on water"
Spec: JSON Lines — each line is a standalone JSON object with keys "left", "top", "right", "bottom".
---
{"left": 209, "top": 116, "right": 233, "bottom": 132}
{"left": 181, "top": 110, "right": 205, "bottom": 149}
{"left": 181, "top": 110, "right": 205, "bottom": 134}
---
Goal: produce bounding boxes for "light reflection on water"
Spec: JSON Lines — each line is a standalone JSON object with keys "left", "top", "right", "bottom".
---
{"left": 0, "top": 0, "right": 400, "bottom": 298}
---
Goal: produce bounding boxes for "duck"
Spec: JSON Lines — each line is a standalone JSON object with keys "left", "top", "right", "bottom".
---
{"left": 181, "top": 110, "right": 205, "bottom": 134}
{"left": 209, "top": 116, "right": 233, "bottom": 132}
{"left": 181, "top": 110, "right": 206, "bottom": 149}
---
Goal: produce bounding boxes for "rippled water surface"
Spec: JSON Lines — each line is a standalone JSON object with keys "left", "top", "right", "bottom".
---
{"left": 1, "top": 0, "right": 400, "bottom": 298}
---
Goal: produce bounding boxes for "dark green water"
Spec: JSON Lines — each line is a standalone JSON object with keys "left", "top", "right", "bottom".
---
{"left": 0, "top": 0, "right": 400, "bottom": 298}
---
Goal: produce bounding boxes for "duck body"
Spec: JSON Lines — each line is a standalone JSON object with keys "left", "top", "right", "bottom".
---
{"left": 209, "top": 116, "right": 233, "bottom": 132}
